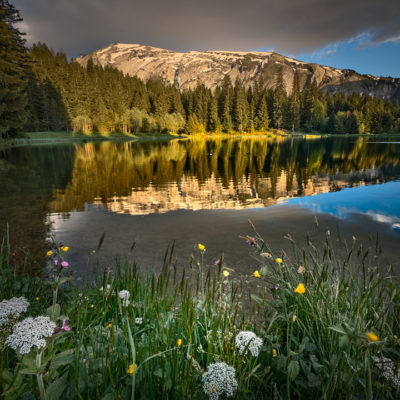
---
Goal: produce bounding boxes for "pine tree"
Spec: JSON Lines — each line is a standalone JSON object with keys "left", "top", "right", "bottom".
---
{"left": 0, "top": 0, "right": 28, "bottom": 137}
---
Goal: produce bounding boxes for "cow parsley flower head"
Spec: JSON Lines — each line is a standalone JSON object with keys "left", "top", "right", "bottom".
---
{"left": 118, "top": 290, "right": 130, "bottom": 306}
{"left": 202, "top": 362, "right": 238, "bottom": 400}
{"left": 5, "top": 316, "right": 56, "bottom": 354}
{"left": 0, "top": 297, "right": 30, "bottom": 327}
{"left": 235, "top": 331, "right": 263, "bottom": 356}
{"left": 372, "top": 356, "right": 400, "bottom": 388}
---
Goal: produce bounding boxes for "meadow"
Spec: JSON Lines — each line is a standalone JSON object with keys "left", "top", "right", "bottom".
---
{"left": 0, "top": 224, "right": 399, "bottom": 399}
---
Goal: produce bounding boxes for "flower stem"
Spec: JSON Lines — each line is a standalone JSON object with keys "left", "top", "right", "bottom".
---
{"left": 36, "top": 350, "right": 47, "bottom": 400}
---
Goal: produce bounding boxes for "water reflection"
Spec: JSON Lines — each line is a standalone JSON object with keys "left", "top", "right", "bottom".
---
{"left": 48, "top": 137, "right": 400, "bottom": 215}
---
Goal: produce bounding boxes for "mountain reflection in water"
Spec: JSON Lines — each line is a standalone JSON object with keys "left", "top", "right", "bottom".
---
{"left": 48, "top": 136, "right": 400, "bottom": 215}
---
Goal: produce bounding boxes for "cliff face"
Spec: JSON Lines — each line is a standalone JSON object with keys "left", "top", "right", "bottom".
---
{"left": 76, "top": 43, "right": 400, "bottom": 99}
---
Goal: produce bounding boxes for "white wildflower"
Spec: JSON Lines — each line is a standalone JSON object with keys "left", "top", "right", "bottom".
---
{"left": 118, "top": 290, "right": 130, "bottom": 307}
{"left": 373, "top": 356, "right": 400, "bottom": 388}
{"left": 0, "top": 297, "right": 29, "bottom": 327}
{"left": 100, "top": 284, "right": 112, "bottom": 294}
{"left": 5, "top": 316, "right": 56, "bottom": 354}
{"left": 235, "top": 331, "right": 263, "bottom": 356}
{"left": 135, "top": 317, "right": 142, "bottom": 325}
{"left": 202, "top": 362, "right": 237, "bottom": 400}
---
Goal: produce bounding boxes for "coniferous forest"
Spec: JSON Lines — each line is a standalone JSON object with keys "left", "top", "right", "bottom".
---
{"left": 1, "top": 0, "right": 400, "bottom": 139}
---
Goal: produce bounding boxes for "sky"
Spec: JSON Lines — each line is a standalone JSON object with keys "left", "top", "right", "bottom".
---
{"left": 13, "top": 0, "right": 400, "bottom": 78}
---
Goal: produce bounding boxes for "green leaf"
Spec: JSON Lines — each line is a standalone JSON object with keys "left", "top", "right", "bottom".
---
{"left": 57, "top": 277, "right": 74, "bottom": 286}
{"left": 46, "top": 303, "right": 61, "bottom": 319}
{"left": 287, "top": 360, "right": 300, "bottom": 382}
{"left": 45, "top": 372, "right": 68, "bottom": 400}
{"left": 101, "top": 393, "right": 117, "bottom": 400}
{"left": 250, "top": 294, "right": 264, "bottom": 305}
{"left": 50, "top": 349, "right": 75, "bottom": 370}
{"left": 329, "top": 325, "right": 346, "bottom": 335}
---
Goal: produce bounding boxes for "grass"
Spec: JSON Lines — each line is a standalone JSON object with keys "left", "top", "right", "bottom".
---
{"left": 0, "top": 225, "right": 399, "bottom": 399}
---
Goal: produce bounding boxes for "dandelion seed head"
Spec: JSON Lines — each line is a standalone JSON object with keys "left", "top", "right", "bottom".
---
{"left": 372, "top": 356, "right": 400, "bottom": 388}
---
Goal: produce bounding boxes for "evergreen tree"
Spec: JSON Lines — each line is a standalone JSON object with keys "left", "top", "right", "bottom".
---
{"left": 0, "top": 0, "right": 28, "bottom": 137}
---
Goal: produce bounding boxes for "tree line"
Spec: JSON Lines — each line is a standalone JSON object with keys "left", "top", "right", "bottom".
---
{"left": 1, "top": 0, "right": 400, "bottom": 138}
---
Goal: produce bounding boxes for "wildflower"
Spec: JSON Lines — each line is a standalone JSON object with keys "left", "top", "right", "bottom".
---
{"left": 202, "top": 362, "right": 237, "bottom": 400}
{"left": 177, "top": 338, "right": 182, "bottom": 347}
{"left": 275, "top": 258, "right": 282, "bottom": 264}
{"left": 100, "top": 284, "right": 112, "bottom": 294}
{"left": 102, "top": 312, "right": 105, "bottom": 315}
{"left": 51, "top": 274, "right": 54, "bottom": 278}
{"left": 198, "top": 244, "right": 206, "bottom": 251}
{"left": 62, "top": 319, "right": 71, "bottom": 332}
{"left": 367, "top": 331, "right": 379, "bottom": 342}
{"left": 274, "top": 283, "right": 280, "bottom": 291}
{"left": 197, "top": 262, "right": 200, "bottom": 267}
{"left": 294, "top": 283, "right": 306, "bottom": 294}
{"left": 214, "top": 259, "right": 220, "bottom": 266}
{"left": 35, "top": 297, "right": 40, "bottom": 301}
{"left": 272, "top": 349, "right": 277, "bottom": 357}
{"left": 54, "top": 259, "right": 58, "bottom": 265}
{"left": 246, "top": 237, "right": 255, "bottom": 246}
{"left": 395, "top": 335, "right": 398, "bottom": 339}
{"left": 118, "top": 290, "right": 130, "bottom": 307}
{"left": 60, "top": 246, "right": 69, "bottom": 252}
{"left": 90, "top": 304, "right": 94, "bottom": 308}
{"left": 253, "top": 270, "right": 261, "bottom": 278}
{"left": 0, "top": 297, "right": 30, "bottom": 327}
{"left": 292, "top": 314, "right": 297, "bottom": 322}
{"left": 297, "top": 265, "right": 306, "bottom": 274}
{"left": 127, "top": 363, "right": 137, "bottom": 375}
{"left": 92, "top": 250, "right": 96, "bottom": 254}
{"left": 372, "top": 356, "right": 400, "bottom": 388}
{"left": 61, "top": 261, "right": 69, "bottom": 268}
{"left": 235, "top": 331, "right": 263, "bottom": 356}
{"left": 5, "top": 316, "right": 56, "bottom": 354}
{"left": 108, "top": 323, "right": 112, "bottom": 328}
{"left": 223, "top": 270, "right": 229, "bottom": 277}
{"left": 135, "top": 317, "right": 143, "bottom": 325}
{"left": 46, "top": 250, "right": 53, "bottom": 257}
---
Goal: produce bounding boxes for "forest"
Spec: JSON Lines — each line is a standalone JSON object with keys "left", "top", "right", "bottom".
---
{"left": 1, "top": 0, "right": 400, "bottom": 138}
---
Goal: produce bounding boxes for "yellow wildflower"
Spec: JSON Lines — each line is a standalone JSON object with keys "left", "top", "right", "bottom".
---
{"left": 198, "top": 244, "right": 205, "bottom": 251}
{"left": 254, "top": 270, "right": 261, "bottom": 278}
{"left": 292, "top": 314, "right": 297, "bottom": 322}
{"left": 395, "top": 335, "right": 398, "bottom": 339}
{"left": 61, "top": 246, "right": 69, "bottom": 252}
{"left": 92, "top": 250, "right": 96, "bottom": 254}
{"left": 35, "top": 297, "right": 40, "bottom": 301}
{"left": 367, "top": 332, "right": 379, "bottom": 342}
{"left": 127, "top": 364, "right": 137, "bottom": 375}
{"left": 108, "top": 323, "right": 112, "bottom": 328}
{"left": 272, "top": 349, "right": 277, "bottom": 357}
{"left": 102, "top": 311, "right": 105, "bottom": 315}
{"left": 223, "top": 270, "right": 229, "bottom": 277}
{"left": 90, "top": 304, "right": 94, "bottom": 308}
{"left": 46, "top": 250, "right": 53, "bottom": 257}
{"left": 275, "top": 258, "right": 282, "bottom": 264}
{"left": 177, "top": 338, "right": 182, "bottom": 347}
{"left": 294, "top": 283, "right": 306, "bottom": 294}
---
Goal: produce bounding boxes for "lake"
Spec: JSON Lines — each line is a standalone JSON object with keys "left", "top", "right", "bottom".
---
{"left": 1, "top": 135, "right": 400, "bottom": 278}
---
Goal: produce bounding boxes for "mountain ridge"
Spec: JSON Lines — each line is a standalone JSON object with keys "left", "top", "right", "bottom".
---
{"left": 76, "top": 43, "right": 400, "bottom": 100}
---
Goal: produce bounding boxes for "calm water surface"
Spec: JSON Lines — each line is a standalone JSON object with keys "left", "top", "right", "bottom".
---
{"left": 1, "top": 136, "right": 400, "bottom": 277}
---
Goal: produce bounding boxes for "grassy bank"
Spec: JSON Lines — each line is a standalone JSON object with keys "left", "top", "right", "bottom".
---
{"left": 0, "top": 227, "right": 399, "bottom": 399}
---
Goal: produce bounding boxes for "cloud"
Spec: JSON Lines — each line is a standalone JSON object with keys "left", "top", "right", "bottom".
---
{"left": 12, "top": 0, "right": 400, "bottom": 58}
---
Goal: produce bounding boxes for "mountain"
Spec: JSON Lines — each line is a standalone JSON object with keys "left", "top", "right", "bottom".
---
{"left": 76, "top": 43, "right": 400, "bottom": 100}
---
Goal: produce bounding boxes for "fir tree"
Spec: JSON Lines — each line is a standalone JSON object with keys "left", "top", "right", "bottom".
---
{"left": 0, "top": 0, "right": 28, "bottom": 138}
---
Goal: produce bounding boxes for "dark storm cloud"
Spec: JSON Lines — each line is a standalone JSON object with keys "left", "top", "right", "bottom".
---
{"left": 13, "top": 0, "right": 400, "bottom": 57}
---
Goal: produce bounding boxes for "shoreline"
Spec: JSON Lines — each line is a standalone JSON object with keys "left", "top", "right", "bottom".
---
{"left": 1, "top": 130, "right": 400, "bottom": 150}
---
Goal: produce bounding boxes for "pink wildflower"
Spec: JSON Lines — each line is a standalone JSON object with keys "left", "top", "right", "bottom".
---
{"left": 61, "top": 261, "right": 69, "bottom": 268}
{"left": 62, "top": 319, "right": 71, "bottom": 332}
